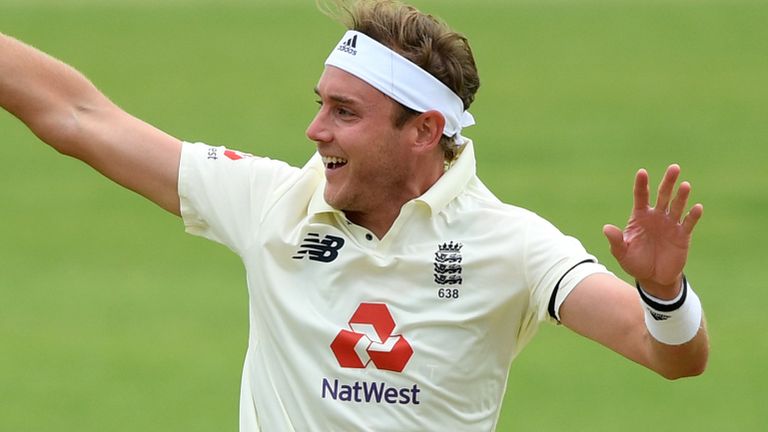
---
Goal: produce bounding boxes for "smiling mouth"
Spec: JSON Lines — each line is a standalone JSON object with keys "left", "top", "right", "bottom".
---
{"left": 322, "top": 156, "right": 348, "bottom": 170}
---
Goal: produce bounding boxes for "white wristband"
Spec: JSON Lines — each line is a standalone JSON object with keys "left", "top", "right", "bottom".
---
{"left": 637, "top": 276, "right": 703, "bottom": 345}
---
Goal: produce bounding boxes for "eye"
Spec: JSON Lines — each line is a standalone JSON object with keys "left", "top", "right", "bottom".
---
{"left": 315, "top": 99, "right": 323, "bottom": 109}
{"left": 335, "top": 106, "right": 358, "bottom": 119}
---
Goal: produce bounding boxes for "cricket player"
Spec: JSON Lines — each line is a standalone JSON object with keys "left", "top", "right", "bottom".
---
{"left": 0, "top": 0, "right": 709, "bottom": 430}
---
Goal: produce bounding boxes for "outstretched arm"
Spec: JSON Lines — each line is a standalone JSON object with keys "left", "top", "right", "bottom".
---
{"left": 0, "top": 33, "right": 182, "bottom": 215}
{"left": 559, "top": 165, "right": 709, "bottom": 379}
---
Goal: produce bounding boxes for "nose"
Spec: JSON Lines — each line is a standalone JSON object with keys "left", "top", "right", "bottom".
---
{"left": 306, "top": 109, "right": 332, "bottom": 144}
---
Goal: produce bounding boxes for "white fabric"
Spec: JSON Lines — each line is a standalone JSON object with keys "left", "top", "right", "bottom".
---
{"left": 325, "top": 30, "right": 475, "bottom": 144}
{"left": 178, "top": 140, "right": 611, "bottom": 431}
{"left": 642, "top": 282, "right": 703, "bottom": 345}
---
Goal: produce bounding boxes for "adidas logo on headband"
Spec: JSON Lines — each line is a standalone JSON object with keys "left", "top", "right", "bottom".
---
{"left": 337, "top": 34, "right": 358, "bottom": 56}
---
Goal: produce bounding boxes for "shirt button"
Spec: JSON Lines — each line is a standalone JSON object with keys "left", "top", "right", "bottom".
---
{"left": 365, "top": 233, "right": 374, "bottom": 241}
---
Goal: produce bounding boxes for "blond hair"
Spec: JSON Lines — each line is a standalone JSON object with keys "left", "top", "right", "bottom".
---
{"left": 320, "top": 0, "right": 480, "bottom": 161}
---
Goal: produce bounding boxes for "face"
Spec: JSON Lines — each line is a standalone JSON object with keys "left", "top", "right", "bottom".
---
{"left": 306, "top": 66, "right": 420, "bottom": 216}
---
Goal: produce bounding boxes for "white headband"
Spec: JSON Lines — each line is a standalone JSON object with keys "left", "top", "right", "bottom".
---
{"left": 325, "top": 30, "right": 475, "bottom": 144}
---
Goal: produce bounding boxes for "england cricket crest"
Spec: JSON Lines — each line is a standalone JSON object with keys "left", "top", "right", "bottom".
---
{"left": 434, "top": 241, "right": 463, "bottom": 285}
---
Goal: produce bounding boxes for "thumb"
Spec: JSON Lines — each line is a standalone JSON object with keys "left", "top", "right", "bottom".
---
{"left": 603, "top": 224, "right": 627, "bottom": 260}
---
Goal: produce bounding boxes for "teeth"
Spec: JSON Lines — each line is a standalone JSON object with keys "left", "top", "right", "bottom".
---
{"left": 322, "top": 156, "right": 348, "bottom": 165}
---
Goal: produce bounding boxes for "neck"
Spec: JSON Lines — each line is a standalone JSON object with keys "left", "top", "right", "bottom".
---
{"left": 346, "top": 208, "right": 401, "bottom": 240}
{"left": 347, "top": 160, "right": 445, "bottom": 239}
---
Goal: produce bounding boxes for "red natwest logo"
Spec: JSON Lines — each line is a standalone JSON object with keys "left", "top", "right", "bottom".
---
{"left": 223, "top": 149, "right": 253, "bottom": 160}
{"left": 330, "top": 303, "right": 413, "bottom": 373}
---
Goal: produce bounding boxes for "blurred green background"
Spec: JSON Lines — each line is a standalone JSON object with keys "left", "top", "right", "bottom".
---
{"left": 1, "top": 0, "right": 765, "bottom": 430}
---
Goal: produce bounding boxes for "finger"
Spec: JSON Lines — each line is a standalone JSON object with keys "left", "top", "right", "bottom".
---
{"left": 669, "top": 181, "right": 691, "bottom": 222}
{"left": 655, "top": 164, "right": 681, "bottom": 211}
{"left": 682, "top": 203, "right": 704, "bottom": 234}
{"left": 603, "top": 224, "right": 627, "bottom": 259}
{"left": 633, "top": 168, "right": 650, "bottom": 211}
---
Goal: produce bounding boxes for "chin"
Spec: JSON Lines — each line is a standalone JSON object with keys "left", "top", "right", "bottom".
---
{"left": 323, "top": 188, "right": 345, "bottom": 210}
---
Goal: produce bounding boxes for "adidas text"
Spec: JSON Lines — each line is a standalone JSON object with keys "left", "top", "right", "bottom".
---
{"left": 337, "top": 45, "right": 357, "bottom": 55}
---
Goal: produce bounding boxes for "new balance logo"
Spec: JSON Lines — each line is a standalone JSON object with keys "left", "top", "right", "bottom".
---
{"left": 337, "top": 34, "right": 358, "bottom": 55}
{"left": 292, "top": 233, "right": 345, "bottom": 263}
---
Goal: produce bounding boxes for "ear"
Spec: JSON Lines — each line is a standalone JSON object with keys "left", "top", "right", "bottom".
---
{"left": 411, "top": 110, "right": 445, "bottom": 153}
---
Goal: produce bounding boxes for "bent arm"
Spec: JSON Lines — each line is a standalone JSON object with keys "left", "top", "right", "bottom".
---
{"left": 560, "top": 273, "right": 709, "bottom": 380}
{"left": 557, "top": 165, "right": 709, "bottom": 379}
{"left": 0, "top": 33, "right": 181, "bottom": 215}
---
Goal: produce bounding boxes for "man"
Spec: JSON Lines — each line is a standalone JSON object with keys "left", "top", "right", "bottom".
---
{"left": 1, "top": 0, "right": 708, "bottom": 430}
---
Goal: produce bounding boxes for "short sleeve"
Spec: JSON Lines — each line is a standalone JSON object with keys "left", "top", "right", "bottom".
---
{"left": 523, "top": 216, "right": 613, "bottom": 324}
{"left": 178, "top": 142, "right": 300, "bottom": 254}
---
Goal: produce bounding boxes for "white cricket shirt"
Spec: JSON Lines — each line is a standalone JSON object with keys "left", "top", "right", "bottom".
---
{"left": 178, "top": 140, "right": 610, "bottom": 431}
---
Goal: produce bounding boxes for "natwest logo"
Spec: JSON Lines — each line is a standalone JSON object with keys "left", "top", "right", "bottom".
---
{"left": 330, "top": 303, "right": 413, "bottom": 373}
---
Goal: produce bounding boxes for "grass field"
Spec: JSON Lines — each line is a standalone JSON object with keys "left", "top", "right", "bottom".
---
{"left": 1, "top": 1, "right": 766, "bottom": 430}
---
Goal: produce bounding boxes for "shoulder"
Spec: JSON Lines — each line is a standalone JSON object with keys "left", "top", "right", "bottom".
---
{"left": 450, "top": 176, "right": 552, "bottom": 228}
{"left": 181, "top": 142, "right": 299, "bottom": 172}
{"left": 443, "top": 177, "right": 579, "bottom": 262}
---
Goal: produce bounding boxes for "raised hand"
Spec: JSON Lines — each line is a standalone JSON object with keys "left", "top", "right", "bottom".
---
{"left": 603, "top": 164, "right": 704, "bottom": 299}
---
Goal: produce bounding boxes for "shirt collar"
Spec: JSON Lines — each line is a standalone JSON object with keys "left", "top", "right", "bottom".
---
{"left": 306, "top": 138, "right": 477, "bottom": 217}
{"left": 414, "top": 139, "right": 476, "bottom": 215}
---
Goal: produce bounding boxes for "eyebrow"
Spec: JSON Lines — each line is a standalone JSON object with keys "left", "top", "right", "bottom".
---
{"left": 314, "top": 86, "right": 359, "bottom": 105}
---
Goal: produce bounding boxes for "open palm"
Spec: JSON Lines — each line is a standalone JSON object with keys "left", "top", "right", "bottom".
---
{"left": 603, "top": 165, "right": 704, "bottom": 297}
